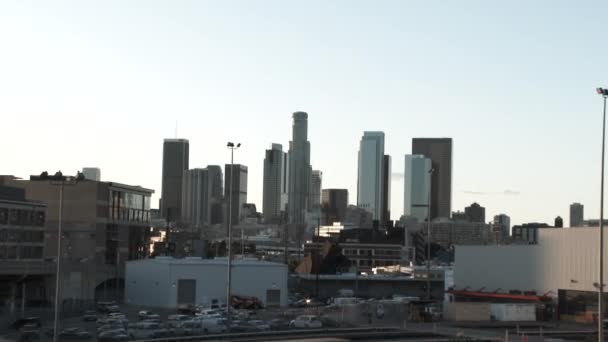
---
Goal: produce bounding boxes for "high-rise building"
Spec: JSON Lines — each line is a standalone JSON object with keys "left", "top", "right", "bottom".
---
{"left": 82, "top": 167, "right": 100, "bottom": 181}
{"left": 412, "top": 138, "right": 452, "bottom": 219}
{"left": 464, "top": 202, "right": 485, "bottom": 223}
{"left": 262, "top": 144, "right": 289, "bottom": 223}
{"left": 161, "top": 139, "right": 189, "bottom": 221}
{"left": 225, "top": 164, "right": 247, "bottom": 226}
{"left": 493, "top": 214, "right": 511, "bottom": 239}
{"left": 181, "top": 166, "right": 223, "bottom": 227}
{"left": 288, "top": 112, "right": 311, "bottom": 224}
{"left": 381, "top": 155, "right": 391, "bottom": 225}
{"left": 357, "top": 131, "right": 385, "bottom": 221}
{"left": 309, "top": 170, "right": 322, "bottom": 209}
{"left": 554, "top": 216, "right": 564, "bottom": 228}
{"left": 570, "top": 203, "right": 584, "bottom": 227}
{"left": 321, "top": 189, "right": 348, "bottom": 225}
{"left": 403, "top": 154, "right": 432, "bottom": 222}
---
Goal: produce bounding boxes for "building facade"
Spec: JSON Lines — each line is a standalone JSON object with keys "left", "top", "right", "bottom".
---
{"left": 569, "top": 202, "right": 584, "bottom": 227}
{"left": 357, "top": 131, "right": 385, "bottom": 221}
{"left": 403, "top": 154, "right": 432, "bottom": 222}
{"left": 321, "top": 189, "right": 348, "bottom": 225}
{"left": 225, "top": 164, "right": 248, "bottom": 226}
{"left": 288, "top": 112, "right": 312, "bottom": 224}
{"left": 262, "top": 144, "right": 289, "bottom": 223}
{"left": 381, "top": 155, "right": 391, "bottom": 226}
{"left": 493, "top": 214, "right": 511, "bottom": 239}
{"left": 82, "top": 167, "right": 101, "bottom": 181}
{"left": 0, "top": 186, "right": 48, "bottom": 308}
{"left": 161, "top": 139, "right": 189, "bottom": 221}
{"left": 0, "top": 175, "right": 154, "bottom": 304}
{"left": 464, "top": 202, "right": 485, "bottom": 223}
{"left": 412, "top": 138, "right": 452, "bottom": 219}
{"left": 309, "top": 170, "right": 322, "bottom": 210}
{"left": 181, "top": 166, "right": 224, "bottom": 228}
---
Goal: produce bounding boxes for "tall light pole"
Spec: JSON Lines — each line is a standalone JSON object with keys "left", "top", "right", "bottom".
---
{"left": 45, "top": 171, "right": 83, "bottom": 342}
{"left": 426, "top": 167, "right": 434, "bottom": 300}
{"left": 597, "top": 87, "right": 608, "bottom": 341}
{"left": 225, "top": 142, "right": 240, "bottom": 331}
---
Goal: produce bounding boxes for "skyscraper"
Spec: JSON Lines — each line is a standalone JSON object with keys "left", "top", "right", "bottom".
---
{"left": 357, "top": 131, "right": 385, "bottom": 221}
{"left": 321, "top": 189, "right": 348, "bottom": 225}
{"left": 464, "top": 202, "right": 485, "bottom": 223}
{"left": 570, "top": 203, "right": 584, "bottom": 227}
{"left": 181, "top": 166, "right": 223, "bottom": 227}
{"left": 225, "top": 164, "right": 248, "bottom": 226}
{"left": 412, "top": 138, "right": 452, "bottom": 219}
{"left": 262, "top": 144, "right": 289, "bottom": 223}
{"left": 493, "top": 214, "right": 511, "bottom": 239}
{"left": 161, "top": 138, "right": 189, "bottom": 221}
{"left": 288, "top": 112, "right": 311, "bottom": 224}
{"left": 309, "top": 170, "right": 322, "bottom": 209}
{"left": 403, "top": 154, "right": 432, "bottom": 222}
{"left": 381, "top": 155, "right": 391, "bottom": 225}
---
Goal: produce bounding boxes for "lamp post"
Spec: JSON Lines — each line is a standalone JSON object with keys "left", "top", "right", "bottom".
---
{"left": 226, "top": 142, "right": 240, "bottom": 331}
{"left": 597, "top": 87, "right": 608, "bottom": 341}
{"left": 45, "top": 171, "right": 83, "bottom": 342}
{"left": 426, "top": 167, "right": 434, "bottom": 300}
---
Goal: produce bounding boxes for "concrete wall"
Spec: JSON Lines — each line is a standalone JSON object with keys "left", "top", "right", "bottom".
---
{"left": 444, "top": 302, "right": 490, "bottom": 321}
{"left": 454, "top": 228, "right": 606, "bottom": 295}
{"left": 125, "top": 258, "right": 288, "bottom": 308}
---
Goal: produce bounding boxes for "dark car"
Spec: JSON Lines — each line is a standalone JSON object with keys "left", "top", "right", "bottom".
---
{"left": 268, "top": 318, "right": 290, "bottom": 330}
{"left": 97, "top": 329, "right": 128, "bottom": 342}
{"left": 82, "top": 310, "right": 97, "bottom": 322}
{"left": 11, "top": 317, "right": 41, "bottom": 330}
{"left": 59, "top": 328, "right": 92, "bottom": 340}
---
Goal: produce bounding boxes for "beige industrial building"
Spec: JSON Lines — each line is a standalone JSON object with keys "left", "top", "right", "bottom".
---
{"left": 453, "top": 227, "right": 607, "bottom": 322}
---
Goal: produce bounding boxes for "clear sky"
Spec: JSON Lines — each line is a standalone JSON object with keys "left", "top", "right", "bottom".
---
{"left": 1, "top": 0, "right": 606, "bottom": 225}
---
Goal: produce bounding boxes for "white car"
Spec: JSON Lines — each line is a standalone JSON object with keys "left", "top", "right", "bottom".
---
{"left": 289, "top": 315, "right": 322, "bottom": 329}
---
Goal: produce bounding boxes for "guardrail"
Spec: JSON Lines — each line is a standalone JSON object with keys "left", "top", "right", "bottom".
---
{"left": 133, "top": 326, "right": 436, "bottom": 342}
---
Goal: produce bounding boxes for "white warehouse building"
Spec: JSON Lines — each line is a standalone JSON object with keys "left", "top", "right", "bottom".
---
{"left": 125, "top": 257, "right": 288, "bottom": 308}
{"left": 454, "top": 227, "right": 608, "bottom": 321}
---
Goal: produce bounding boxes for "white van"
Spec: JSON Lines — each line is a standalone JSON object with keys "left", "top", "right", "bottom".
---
{"left": 128, "top": 322, "right": 162, "bottom": 339}
{"left": 181, "top": 318, "right": 226, "bottom": 334}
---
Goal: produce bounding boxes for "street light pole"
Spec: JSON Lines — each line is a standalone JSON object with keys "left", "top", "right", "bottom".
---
{"left": 426, "top": 167, "right": 434, "bottom": 301}
{"left": 53, "top": 182, "right": 64, "bottom": 342}
{"left": 597, "top": 87, "right": 608, "bottom": 341}
{"left": 226, "top": 142, "right": 240, "bottom": 331}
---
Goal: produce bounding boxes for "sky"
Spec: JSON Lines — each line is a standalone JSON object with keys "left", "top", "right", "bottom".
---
{"left": 1, "top": 0, "right": 607, "bottom": 226}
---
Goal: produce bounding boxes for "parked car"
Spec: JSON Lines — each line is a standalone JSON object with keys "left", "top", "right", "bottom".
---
{"left": 97, "top": 329, "right": 128, "bottom": 342}
{"left": 167, "top": 314, "right": 191, "bottom": 328}
{"left": 19, "top": 327, "right": 40, "bottom": 342}
{"left": 97, "top": 323, "right": 126, "bottom": 333}
{"left": 268, "top": 318, "right": 290, "bottom": 330}
{"left": 289, "top": 315, "right": 323, "bottom": 329}
{"left": 82, "top": 311, "right": 97, "bottom": 322}
{"left": 59, "top": 327, "right": 91, "bottom": 340}
{"left": 11, "top": 317, "right": 41, "bottom": 330}
{"left": 247, "top": 320, "right": 270, "bottom": 331}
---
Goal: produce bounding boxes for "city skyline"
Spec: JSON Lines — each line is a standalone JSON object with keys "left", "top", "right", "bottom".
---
{"left": 2, "top": 1, "right": 606, "bottom": 226}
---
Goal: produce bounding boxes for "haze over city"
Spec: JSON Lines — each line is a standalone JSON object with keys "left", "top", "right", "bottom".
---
{"left": 2, "top": 0, "right": 608, "bottom": 225}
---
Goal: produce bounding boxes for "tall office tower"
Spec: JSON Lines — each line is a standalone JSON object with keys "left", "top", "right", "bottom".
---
{"left": 82, "top": 167, "right": 101, "bottom": 181}
{"left": 493, "top": 214, "right": 511, "bottom": 239}
{"left": 181, "top": 168, "right": 207, "bottom": 227}
{"left": 309, "top": 170, "right": 322, "bottom": 209}
{"left": 288, "top": 112, "right": 311, "bottom": 224}
{"left": 357, "top": 131, "right": 385, "bottom": 221}
{"left": 570, "top": 202, "right": 584, "bottom": 227}
{"left": 464, "top": 202, "right": 485, "bottom": 223}
{"left": 181, "top": 166, "right": 223, "bottom": 227}
{"left": 403, "top": 154, "right": 432, "bottom": 222}
{"left": 225, "top": 164, "right": 248, "bottom": 226}
{"left": 263, "top": 143, "right": 289, "bottom": 223}
{"left": 412, "top": 138, "right": 452, "bottom": 219}
{"left": 381, "top": 155, "right": 391, "bottom": 225}
{"left": 321, "top": 189, "right": 348, "bottom": 225}
{"left": 161, "top": 139, "right": 189, "bottom": 221}
{"left": 206, "top": 165, "right": 224, "bottom": 224}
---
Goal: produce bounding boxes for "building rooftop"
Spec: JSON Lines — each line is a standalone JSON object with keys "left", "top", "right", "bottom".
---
{"left": 128, "top": 257, "right": 287, "bottom": 268}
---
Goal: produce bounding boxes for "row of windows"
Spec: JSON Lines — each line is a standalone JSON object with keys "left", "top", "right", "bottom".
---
{"left": 110, "top": 208, "right": 150, "bottom": 223}
{"left": 0, "top": 229, "right": 44, "bottom": 243}
{"left": 0, "top": 208, "right": 45, "bottom": 226}
{"left": 0, "top": 246, "right": 44, "bottom": 259}
{"left": 353, "top": 259, "right": 400, "bottom": 267}
{"left": 343, "top": 248, "right": 401, "bottom": 256}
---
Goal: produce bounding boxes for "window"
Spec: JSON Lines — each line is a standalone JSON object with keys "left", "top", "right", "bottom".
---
{"left": 9, "top": 209, "right": 19, "bottom": 225}
{"left": 0, "top": 208, "right": 7, "bottom": 224}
